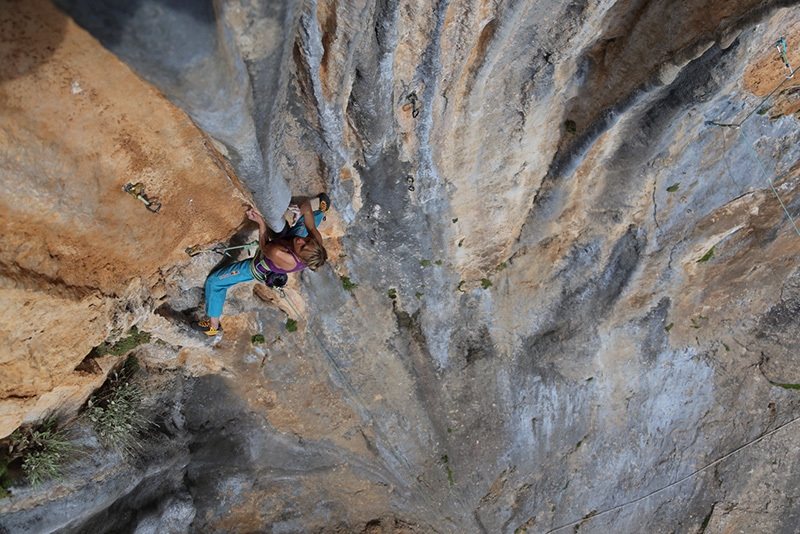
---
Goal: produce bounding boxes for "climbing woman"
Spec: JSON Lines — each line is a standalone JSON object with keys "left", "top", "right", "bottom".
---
{"left": 193, "top": 194, "right": 330, "bottom": 336}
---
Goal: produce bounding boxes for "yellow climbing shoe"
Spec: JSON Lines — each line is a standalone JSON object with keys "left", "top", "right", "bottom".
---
{"left": 318, "top": 192, "right": 331, "bottom": 215}
{"left": 193, "top": 319, "right": 221, "bottom": 336}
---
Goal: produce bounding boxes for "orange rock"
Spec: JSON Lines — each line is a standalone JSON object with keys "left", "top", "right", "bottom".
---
{"left": 0, "top": 0, "right": 250, "bottom": 437}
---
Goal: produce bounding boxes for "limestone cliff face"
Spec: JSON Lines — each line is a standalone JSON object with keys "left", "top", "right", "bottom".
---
{"left": 3, "top": 0, "right": 800, "bottom": 533}
{"left": 0, "top": 0, "right": 251, "bottom": 438}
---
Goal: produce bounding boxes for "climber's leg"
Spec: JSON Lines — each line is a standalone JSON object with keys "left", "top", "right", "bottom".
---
{"left": 195, "top": 259, "right": 253, "bottom": 335}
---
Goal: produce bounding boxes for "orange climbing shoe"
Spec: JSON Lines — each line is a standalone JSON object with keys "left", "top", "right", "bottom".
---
{"left": 192, "top": 319, "right": 222, "bottom": 336}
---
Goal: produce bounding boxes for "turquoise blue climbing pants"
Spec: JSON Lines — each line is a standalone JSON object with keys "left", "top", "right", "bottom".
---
{"left": 204, "top": 210, "right": 325, "bottom": 319}
{"left": 205, "top": 259, "right": 254, "bottom": 319}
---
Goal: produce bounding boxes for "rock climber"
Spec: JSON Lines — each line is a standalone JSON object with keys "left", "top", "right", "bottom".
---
{"left": 193, "top": 194, "right": 330, "bottom": 336}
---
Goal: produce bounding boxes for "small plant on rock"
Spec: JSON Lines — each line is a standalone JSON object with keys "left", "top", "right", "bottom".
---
{"left": 92, "top": 326, "right": 151, "bottom": 357}
{"left": 85, "top": 357, "right": 149, "bottom": 456}
{"left": 341, "top": 276, "right": 358, "bottom": 292}
{"left": 5, "top": 414, "right": 76, "bottom": 488}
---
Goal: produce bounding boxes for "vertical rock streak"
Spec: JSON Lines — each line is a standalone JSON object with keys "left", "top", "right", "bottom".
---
{"left": 5, "top": 0, "right": 800, "bottom": 532}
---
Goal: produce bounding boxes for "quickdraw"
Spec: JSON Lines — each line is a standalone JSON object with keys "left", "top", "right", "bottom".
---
{"left": 407, "top": 91, "right": 421, "bottom": 118}
{"left": 185, "top": 240, "right": 258, "bottom": 257}
{"left": 775, "top": 38, "right": 794, "bottom": 79}
{"left": 123, "top": 183, "right": 161, "bottom": 213}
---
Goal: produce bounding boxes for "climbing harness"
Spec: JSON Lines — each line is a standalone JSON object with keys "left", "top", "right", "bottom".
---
{"left": 776, "top": 38, "right": 794, "bottom": 78}
{"left": 407, "top": 91, "right": 421, "bottom": 118}
{"left": 709, "top": 38, "right": 800, "bottom": 238}
{"left": 123, "top": 183, "right": 161, "bottom": 213}
{"left": 185, "top": 240, "right": 258, "bottom": 257}
{"left": 406, "top": 175, "right": 415, "bottom": 192}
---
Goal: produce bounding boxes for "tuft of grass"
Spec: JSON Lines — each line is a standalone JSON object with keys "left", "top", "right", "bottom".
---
{"left": 420, "top": 259, "right": 431, "bottom": 267}
{"left": 452, "top": 218, "right": 458, "bottom": 223}
{"left": 697, "top": 246, "right": 715, "bottom": 263}
{"left": 770, "top": 381, "right": 800, "bottom": 390}
{"left": 457, "top": 238, "right": 464, "bottom": 248}
{"left": 9, "top": 415, "right": 76, "bottom": 487}
{"left": 415, "top": 292, "right": 424, "bottom": 299}
{"left": 251, "top": 334, "right": 265, "bottom": 345}
{"left": 341, "top": 275, "right": 358, "bottom": 292}
{"left": 86, "top": 363, "right": 150, "bottom": 456}
{"left": 92, "top": 326, "right": 151, "bottom": 357}
{"left": 481, "top": 278, "right": 493, "bottom": 289}
{"left": 457, "top": 281, "right": 466, "bottom": 293}
{"left": 445, "top": 465, "right": 454, "bottom": 486}
{"left": 388, "top": 288, "right": 397, "bottom": 299}
{"left": 435, "top": 260, "right": 443, "bottom": 266}
{"left": 666, "top": 183, "right": 680, "bottom": 192}
{"left": 441, "top": 455, "right": 454, "bottom": 486}
{"left": 665, "top": 323, "right": 674, "bottom": 332}
{"left": 285, "top": 318, "right": 298, "bottom": 333}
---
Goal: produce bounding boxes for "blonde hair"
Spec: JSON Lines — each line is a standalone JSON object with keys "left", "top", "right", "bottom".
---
{"left": 300, "top": 238, "right": 328, "bottom": 271}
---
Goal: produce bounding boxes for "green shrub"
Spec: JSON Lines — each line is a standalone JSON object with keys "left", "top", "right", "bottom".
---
{"left": 285, "top": 319, "right": 298, "bottom": 333}
{"left": 251, "top": 334, "right": 265, "bottom": 345}
{"left": 341, "top": 276, "right": 358, "bottom": 292}
{"left": 92, "top": 326, "right": 151, "bottom": 357}
{"left": 86, "top": 363, "right": 149, "bottom": 456}
{"left": 8, "top": 415, "right": 75, "bottom": 487}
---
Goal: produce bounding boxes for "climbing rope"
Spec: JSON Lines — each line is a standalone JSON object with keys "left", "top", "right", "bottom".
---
{"left": 123, "top": 182, "right": 161, "bottom": 213}
{"left": 546, "top": 410, "right": 800, "bottom": 533}
{"left": 709, "top": 38, "right": 800, "bottom": 237}
{"left": 277, "top": 291, "right": 451, "bottom": 526}
{"left": 738, "top": 129, "right": 800, "bottom": 237}
{"left": 709, "top": 38, "right": 798, "bottom": 128}
{"left": 185, "top": 240, "right": 258, "bottom": 257}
